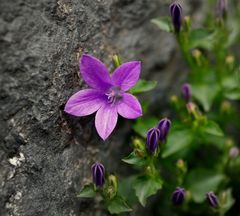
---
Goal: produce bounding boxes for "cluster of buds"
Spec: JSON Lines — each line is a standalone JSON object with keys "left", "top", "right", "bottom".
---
{"left": 146, "top": 118, "right": 171, "bottom": 153}
{"left": 171, "top": 188, "right": 219, "bottom": 208}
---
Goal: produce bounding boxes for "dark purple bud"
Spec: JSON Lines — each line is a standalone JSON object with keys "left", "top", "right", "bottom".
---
{"left": 217, "top": 0, "right": 228, "bottom": 19}
{"left": 91, "top": 162, "right": 105, "bottom": 187}
{"left": 158, "top": 118, "right": 171, "bottom": 141}
{"left": 181, "top": 83, "right": 192, "bottom": 103}
{"left": 206, "top": 192, "right": 219, "bottom": 208}
{"left": 172, "top": 187, "right": 185, "bottom": 205}
{"left": 169, "top": 1, "right": 183, "bottom": 32}
{"left": 146, "top": 128, "right": 160, "bottom": 153}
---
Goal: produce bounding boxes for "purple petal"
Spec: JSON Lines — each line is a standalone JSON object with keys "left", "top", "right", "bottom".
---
{"left": 111, "top": 61, "right": 141, "bottom": 91}
{"left": 64, "top": 89, "right": 105, "bottom": 116}
{"left": 80, "top": 54, "right": 112, "bottom": 92}
{"left": 117, "top": 93, "right": 142, "bottom": 119}
{"left": 95, "top": 103, "right": 118, "bottom": 140}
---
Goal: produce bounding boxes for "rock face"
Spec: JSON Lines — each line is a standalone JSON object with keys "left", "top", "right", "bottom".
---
{"left": 0, "top": 0, "right": 204, "bottom": 215}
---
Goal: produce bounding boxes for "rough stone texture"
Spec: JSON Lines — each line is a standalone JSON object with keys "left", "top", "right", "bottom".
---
{"left": 0, "top": 0, "right": 204, "bottom": 215}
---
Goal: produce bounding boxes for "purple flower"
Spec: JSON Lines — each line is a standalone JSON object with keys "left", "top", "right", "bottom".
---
{"left": 169, "top": 1, "right": 183, "bottom": 32}
{"left": 146, "top": 128, "right": 160, "bottom": 153}
{"left": 181, "top": 83, "right": 192, "bottom": 103}
{"left": 64, "top": 54, "right": 142, "bottom": 140}
{"left": 206, "top": 192, "right": 219, "bottom": 208}
{"left": 172, "top": 187, "right": 185, "bottom": 205}
{"left": 91, "top": 162, "right": 105, "bottom": 187}
{"left": 157, "top": 118, "right": 171, "bottom": 141}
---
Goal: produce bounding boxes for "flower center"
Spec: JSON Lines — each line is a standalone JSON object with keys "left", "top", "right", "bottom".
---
{"left": 106, "top": 86, "right": 123, "bottom": 104}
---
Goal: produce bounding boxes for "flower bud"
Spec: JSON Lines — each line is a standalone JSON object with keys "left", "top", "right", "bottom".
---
{"left": 172, "top": 187, "right": 185, "bottom": 205}
{"left": 146, "top": 128, "right": 160, "bottom": 153}
{"left": 157, "top": 118, "right": 171, "bottom": 141}
{"left": 229, "top": 147, "right": 239, "bottom": 159}
{"left": 181, "top": 83, "right": 191, "bottom": 103}
{"left": 91, "top": 162, "right": 105, "bottom": 187}
{"left": 169, "top": 1, "right": 183, "bottom": 33}
{"left": 217, "top": 0, "right": 228, "bottom": 19}
{"left": 112, "top": 54, "right": 122, "bottom": 68}
{"left": 206, "top": 192, "right": 219, "bottom": 208}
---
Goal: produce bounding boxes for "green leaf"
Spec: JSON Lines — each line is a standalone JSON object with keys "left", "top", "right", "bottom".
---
{"left": 203, "top": 120, "right": 224, "bottom": 137}
{"left": 133, "top": 176, "right": 163, "bottom": 206}
{"left": 133, "top": 116, "right": 159, "bottom": 138}
{"left": 122, "top": 152, "right": 147, "bottom": 166}
{"left": 191, "top": 84, "right": 220, "bottom": 112}
{"left": 130, "top": 79, "right": 157, "bottom": 94}
{"left": 107, "top": 195, "right": 132, "bottom": 214}
{"left": 162, "top": 129, "right": 193, "bottom": 158}
{"left": 189, "top": 28, "right": 215, "bottom": 50}
{"left": 225, "top": 89, "right": 240, "bottom": 100}
{"left": 186, "top": 168, "right": 225, "bottom": 203}
{"left": 151, "top": 16, "right": 172, "bottom": 33}
{"left": 77, "top": 184, "right": 96, "bottom": 198}
{"left": 118, "top": 176, "right": 138, "bottom": 205}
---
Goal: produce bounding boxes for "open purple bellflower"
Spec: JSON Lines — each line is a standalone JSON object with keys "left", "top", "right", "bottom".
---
{"left": 64, "top": 54, "right": 142, "bottom": 140}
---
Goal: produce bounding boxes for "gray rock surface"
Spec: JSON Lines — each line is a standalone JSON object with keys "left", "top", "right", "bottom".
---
{"left": 0, "top": 0, "right": 204, "bottom": 215}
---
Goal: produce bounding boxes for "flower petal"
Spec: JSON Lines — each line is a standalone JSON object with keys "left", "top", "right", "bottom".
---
{"left": 111, "top": 61, "right": 141, "bottom": 91}
{"left": 95, "top": 104, "right": 118, "bottom": 140}
{"left": 80, "top": 54, "right": 112, "bottom": 91}
{"left": 117, "top": 93, "right": 142, "bottom": 119}
{"left": 64, "top": 89, "right": 105, "bottom": 116}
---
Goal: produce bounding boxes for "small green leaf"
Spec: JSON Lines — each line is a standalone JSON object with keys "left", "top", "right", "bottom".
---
{"left": 133, "top": 176, "right": 163, "bottom": 206}
{"left": 162, "top": 129, "right": 193, "bottom": 158}
{"left": 130, "top": 79, "right": 157, "bottom": 94}
{"left": 189, "top": 28, "right": 215, "bottom": 50}
{"left": 118, "top": 176, "right": 138, "bottom": 205}
{"left": 107, "top": 195, "right": 132, "bottom": 214}
{"left": 133, "top": 116, "right": 159, "bottom": 138}
{"left": 203, "top": 120, "right": 224, "bottom": 137}
{"left": 225, "top": 89, "right": 240, "bottom": 100}
{"left": 77, "top": 184, "right": 96, "bottom": 198}
{"left": 122, "top": 152, "right": 147, "bottom": 166}
{"left": 186, "top": 169, "right": 225, "bottom": 203}
{"left": 191, "top": 84, "right": 220, "bottom": 112}
{"left": 151, "top": 16, "right": 172, "bottom": 33}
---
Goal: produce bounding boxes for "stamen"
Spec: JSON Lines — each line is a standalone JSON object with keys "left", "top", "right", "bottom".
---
{"left": 105, "top": 86, "right": 123, "bottom": 104}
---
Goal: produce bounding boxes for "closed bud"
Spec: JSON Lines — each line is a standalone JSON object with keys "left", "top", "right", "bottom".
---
{"left": 133, "top": 137, "right": 145, "bottom": 151}
{"left": 176, "top": 159, "right": 185, "bottom": 170}
{"left": 225, "top": 55, "right": 235, "bottom": 65}
{"left": 91, "top": 162, "right": 105, "bottom": 188}
{"left": 106, "top": 175, "right": 118, "bottom": 199}
{"left": 146, "top": 128, "right": 160, "bottom": 153}
{"left": 229, "top": 147, "right": 239, "bottom": 159}
{"left": 181, "top": 83, "right": 191, "bottom": 103}
{"left": 172, "top": 187, "right": 185, "bottom": 205}
{"left": 169, "top": 1, "right": 183, "bottom": 33}
{"left": 206, "top": 192, "right": 219, "bottom": 208}
{"left": 158, "top": 118, "right": 171, "bottom": 141}
{"left": 112, "top": 54, "right": 122, "bottom": 68}
{"left": 217, "top": 0, "right": 228, "bottom": 20}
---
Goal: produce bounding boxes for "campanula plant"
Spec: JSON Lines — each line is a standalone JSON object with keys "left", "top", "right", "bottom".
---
{"left": 76, "top": 0, "right": 240, "bottom": 215}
